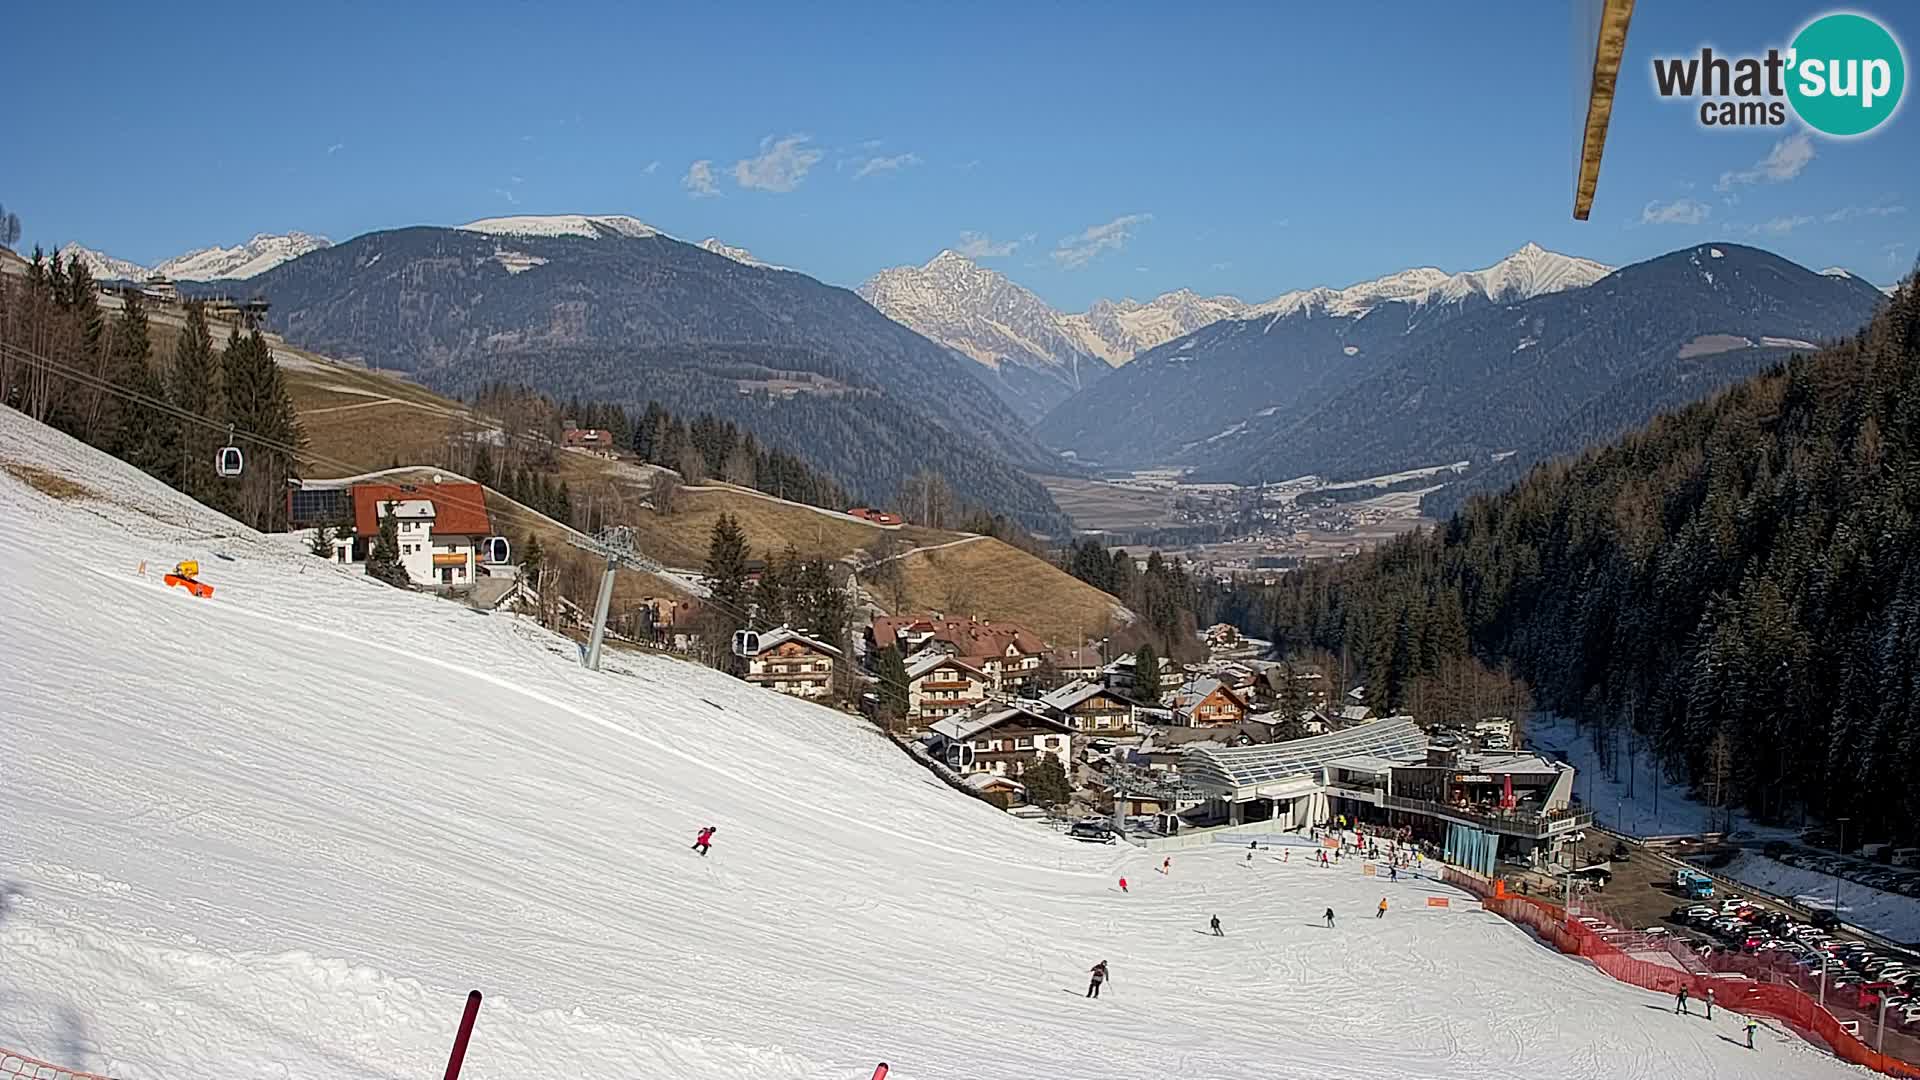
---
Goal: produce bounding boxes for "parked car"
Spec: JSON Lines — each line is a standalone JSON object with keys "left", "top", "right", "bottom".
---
{"left": 1812, "top": 908, "right": 1842, "bottom": 929}
{"left": 1067, "top": 820, "right": 1117, "bottom": 844}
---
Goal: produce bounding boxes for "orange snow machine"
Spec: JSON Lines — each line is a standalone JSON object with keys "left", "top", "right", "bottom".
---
{"left": 163, "top": 560, "right": 214, "bottom": 599}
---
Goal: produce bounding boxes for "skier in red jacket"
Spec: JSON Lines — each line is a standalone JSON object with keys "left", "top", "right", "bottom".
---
{"left": 692, "top": 825, "right": 716, "bottom": 856}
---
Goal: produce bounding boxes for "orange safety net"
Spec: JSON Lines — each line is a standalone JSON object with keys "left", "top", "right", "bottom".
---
{"left": 1481, "top": 893, "right": 1920, "bottom": 1079}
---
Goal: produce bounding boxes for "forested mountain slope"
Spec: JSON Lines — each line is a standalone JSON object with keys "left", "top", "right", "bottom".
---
{"left": 1234, "top": 276, "right": 1920, "bottom": 840}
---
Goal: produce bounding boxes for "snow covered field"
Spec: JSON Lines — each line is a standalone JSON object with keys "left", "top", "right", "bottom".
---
{"left": 0, "top": 412, "right": 1866, "bottom": 1079}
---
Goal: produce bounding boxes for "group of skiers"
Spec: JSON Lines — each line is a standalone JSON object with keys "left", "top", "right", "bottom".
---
{"left": 1674, "top": 986, "right": 1761, "bottom": 1050}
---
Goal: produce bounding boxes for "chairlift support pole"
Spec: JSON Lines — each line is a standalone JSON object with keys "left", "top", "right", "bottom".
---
{"left": 566, "top": 525, "right": 666, "bottom": 672}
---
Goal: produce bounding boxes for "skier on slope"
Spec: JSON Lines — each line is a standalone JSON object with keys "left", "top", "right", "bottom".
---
{"left": 1245, "top": 849, "right": 1255, "bottom": 867}
{"left": 1210, "top": 914, "right": 1224, "bottom": 937}
{"left": 1674, "top": 987, "right": 1690, "bottom": 1015}
{"left": 1389, "top": 864, "right": 1399, "bottom": 882}
{"left": 1162, "top": 857, "right": 1171, "bottom": 875}
{"left": 692, "top": 825, "right": 717, "bottom": 856}
{"left": 1119, "top": 876, "right": 1129, "bottom": 893}
{"left": 1376, "top": 897, "right": 1389, "bottom": 919}
{"left": 1087, "top": 960, "right": 1110, "bottom": 998}
{"left": 1744, "top": 1017, "right": 1758, "bottom": 1049}
{"left": 1324, "top": 907, "right": 1336, "bottom": 928}
{"left": 1705, "top": 987, "right": 1715, "bottom": 1019}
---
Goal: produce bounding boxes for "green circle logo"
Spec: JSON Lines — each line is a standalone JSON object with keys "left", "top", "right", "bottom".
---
{"left": 1788, "top": 13, "right": 1906, "bottom": 136}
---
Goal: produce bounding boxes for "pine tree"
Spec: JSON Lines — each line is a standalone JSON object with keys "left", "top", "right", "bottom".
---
{"left": 875, "top": 644, "right": 911, "bottom": 721}
{"left": 1134, "top": 642, "right": 1162, "bottom": 701}
{"left": 308, "top": 522, "right": 334, "bottom": 558}
{"left": 222, "top": 328, "right": 302, "bottom": 530}
{"left": 704, "top": 512, "right": 750, "bottom": 625}
{"left": 472, "top": 444, "right": 495, "bottom": 488}
{"left": 365, "top": 503, "right": 411, "bottom": 587}
{"left": 168, "top": 301, "right": 223, "bottom": 508}
{"left": 1020, "top": 754, "right": 1072, "bottom": 808}
{"left": 752, "top": 547, "right": 788, "bottom": 629}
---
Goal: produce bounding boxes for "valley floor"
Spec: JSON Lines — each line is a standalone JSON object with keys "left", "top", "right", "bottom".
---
{"left": 0, "top": 409, "right": 1865, "bottom": 1079}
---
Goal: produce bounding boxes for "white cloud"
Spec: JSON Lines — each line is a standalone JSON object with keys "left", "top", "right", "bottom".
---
{"left": 1826, "top": 203, "right": 1906, "bottom": 222}
{"left": 957, "top": 159, "right": 981, "bottom": 171}
{"left": 682, "top": 159, "right": 720, "bottom": 198}
{"left": 326, "top": 142, "right": 346, "bottom": 156}
{"left": 1135, "top": 266, "right": 1150, "bottom": 273}
{"left": 1211, "top": 260, "right": 1233, "bottom": 271}
{"left": 732, "top": 133, "right": 823, "bottom": 193}
{"left": 1716, "top": 133, "right": 1815, "bottom": 192}
{"left": 510, "top": 175, "right": 525, "bottom": 185}
{"left": 491, "top": 187, "right": 519, "bottom": 205}
{"left": 643, "top": 160, "right": 661, "bottom": 176}
{"left": 1640, "top": 197, "right": 1712, "bottom": 225}
{"left": 1051, "top": 213, "right": 1152, "bottom": 269}
{"left": 1747, "top": 214, "right": 1815, "bottom": 235}
{"left": 854, "top": 152, "right": 922, "bottom": 180}
{"left": 955, "top": 230, "right": 1030, "bottom": 259}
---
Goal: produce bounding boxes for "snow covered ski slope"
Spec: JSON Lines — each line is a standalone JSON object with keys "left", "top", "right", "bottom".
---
{"left": 0, "top": 410, "right": 1866, "bottom": 1079}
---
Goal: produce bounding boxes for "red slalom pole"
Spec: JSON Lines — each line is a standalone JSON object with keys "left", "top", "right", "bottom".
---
{"left": 871, "top": 1065, "right": 889, "bottom": 1080}
{"left": 443, "top": 990, "right": 483, "bottom": 1080}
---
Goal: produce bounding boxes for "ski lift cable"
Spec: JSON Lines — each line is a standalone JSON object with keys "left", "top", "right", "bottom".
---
{"left": 2, "top": 341, "right": 945, "bottom": 703}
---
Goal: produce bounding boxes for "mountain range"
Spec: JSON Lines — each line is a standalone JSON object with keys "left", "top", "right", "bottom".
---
{"left": 1039, "top": 243, "right": 1885, "bottom": 507}
{"left": 213, "top": 215, "right": 1076, "bottom": 534}
{"left": 858, "top": 251, "right": 1246, "bottom": 421}
{"left": 60, "top": 232, "right": 331, "bottom": 282}
{"left": 1039, "top": 243, "right": 1614, "bottom": 470}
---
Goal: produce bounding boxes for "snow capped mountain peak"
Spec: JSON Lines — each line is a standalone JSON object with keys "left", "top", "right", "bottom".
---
{"left": 56, "top": 232, "right": 331, "bottom": 283}
{"left": 457, "top": 214, "right": 660, "bottom": 240}
{"left": 156, "top": 232, "right": 332, "bottom": 281}
{"left": 1819, "top": 266, "right": 1855, "bottom": 278}
{"left": 1429, "top": 243, "right": 1613, "bottom": 305}
{"left": 1244, "top": 245, "right": 1610, "bottom": 323}
{"left": 57, "top": 243, "right": 150, "bottom": 282}
{"left": 697, "top": 237, "right": 782, "bottom": 270}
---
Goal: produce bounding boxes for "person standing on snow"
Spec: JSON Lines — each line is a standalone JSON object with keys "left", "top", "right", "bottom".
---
{"left": 1389, "top": 864, "right": 1399, "bottom": 882}
{"left": 1377, "top": 897, "right": 1389, "bottom": 919}
{"left": 1744, "top": 1017, "right": 1758, "bottom": 1049}
{"left": 692, "top": 825, "right": 716, "bottom": 856}
{"left": 1705, "top": 987, "right": 1715, "bottom": 1019}
{"left": 1210, "top": 914, "right": 1224, "bottom": 937}
{"left": 1118, "top": 876, "right": 1129, "bottom": 894}
{"left": 1324, "top": 907, "right": 1336, "bottom": 929}
{"left": 1674, "top": 987, "right": 1690, "bottom": 1015}
{"left": 1087, "top": 961, "right": 1110, "bottom": 998}
{"left": 1245, "top": 849, "right": 1255, "bottom": 867}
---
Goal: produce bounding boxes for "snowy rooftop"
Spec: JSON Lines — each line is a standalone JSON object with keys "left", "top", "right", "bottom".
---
{"left": 0, "top": 409, "right": 1862, "bottom": 1080}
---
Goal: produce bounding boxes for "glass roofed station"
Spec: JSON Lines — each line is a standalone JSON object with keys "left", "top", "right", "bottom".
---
{"left": 1178, "top": 719, "right": 1429, "bottom": 830}
{"left": 1179, "top": 718, "right": 1593, "bottom": 874}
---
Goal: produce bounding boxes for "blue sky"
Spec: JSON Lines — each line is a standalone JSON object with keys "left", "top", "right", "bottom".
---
{"left": 7, "top": 1, "right": 1914, "bottom": 308}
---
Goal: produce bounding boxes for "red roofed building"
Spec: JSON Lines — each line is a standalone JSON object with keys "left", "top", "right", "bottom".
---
{"left": 847, "top": 507, "right": 904, "bottom": 526}
{"left": 562, "top": 428, "right": 619, "bottom": 457}
{"left": 349, "top": 482, "right": 495, "bottom": 589}
{"left": 868, "top": 614, "right": 1049, "bottom": 693}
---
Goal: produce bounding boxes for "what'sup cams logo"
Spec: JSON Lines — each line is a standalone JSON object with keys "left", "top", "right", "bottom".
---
{"left": 1653, "top": 11, "right": 1905, "bottom": 136}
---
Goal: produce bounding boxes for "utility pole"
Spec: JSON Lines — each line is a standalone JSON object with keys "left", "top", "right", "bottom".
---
{"left": 1835, "top": 816, "right": 1850, "bottom": 919}
{"left": 567, "top": 524, "right": 666, "bottom": 671}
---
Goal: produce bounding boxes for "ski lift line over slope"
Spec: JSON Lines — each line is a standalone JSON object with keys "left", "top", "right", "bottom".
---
{"left": 0, "top": 410, "right": 1865, "bottom": 1080}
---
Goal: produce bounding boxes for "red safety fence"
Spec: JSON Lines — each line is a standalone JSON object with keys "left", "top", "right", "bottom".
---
{"left": 1, "top": 1048, "right": 116, "bottom": 1080}
{"left": 1482, "top": 892, "right": 1920, "bottom": 1079}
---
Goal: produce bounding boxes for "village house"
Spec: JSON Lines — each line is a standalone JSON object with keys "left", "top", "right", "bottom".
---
{"left": 904, "top": 652, "right": 994, "bottom": 725}
{"left": 1099, "top": 651, "right": 1178, "bottom": 697}
{"left": 868, "top": 614, "right": 1048, "bottom": 693}
{"left": 561, "top": 427, "right": 619, "bottom": 457}
{"left": 1038, "top": 679, "right": 1138, "bottom": 737}
{"left": 742, "top": 627, "right": 842, "bottom": 699}
{"left": 1169, "top": 677, "right": 1250, "bottom": 727}
{"left": 925, "top": 701, "right": 1075, "bottom": 779}
{"left": 1048, "top": 645, "right": 1106, "bottom": 683}
{"left": 846, "top": 507, "right": 904, "bottom": 526}
{"left": 346, "top": 482, "right": 496, "bottom": 590}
